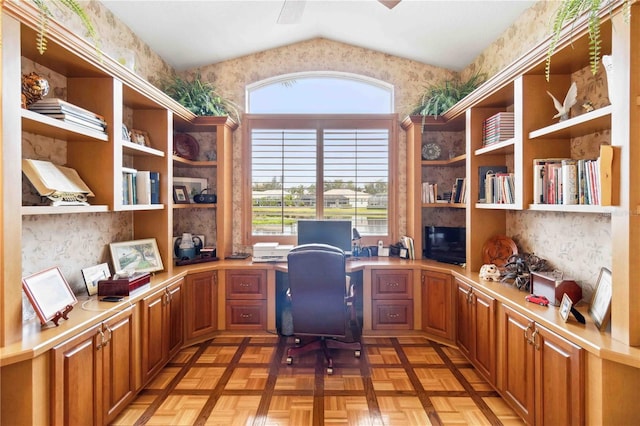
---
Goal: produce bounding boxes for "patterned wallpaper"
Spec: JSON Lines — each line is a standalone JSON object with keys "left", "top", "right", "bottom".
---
{"left": 21, "top": 0, "right": 611, "bottom": 300}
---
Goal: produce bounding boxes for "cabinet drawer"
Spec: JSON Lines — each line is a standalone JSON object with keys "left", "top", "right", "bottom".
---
{"left": 226, "top": 300, "right": 267, "bottom": 330}
{"left": 372, "top": 300, "right": 413, "bottom": 329}
{"left": 226, "top": 270, "right": 267, "bottom": 299}
{"left": 371, "top": 269, "right": 413, "bottom": 299}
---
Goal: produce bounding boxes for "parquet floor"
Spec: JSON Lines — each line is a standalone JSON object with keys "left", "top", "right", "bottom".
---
{"left": 112, "top": 335, "right": 524, "bottom": 426}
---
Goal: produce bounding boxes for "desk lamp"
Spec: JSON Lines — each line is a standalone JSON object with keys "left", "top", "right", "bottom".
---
{"left": 352, "top": 228, "right": 361, "bottom": 257}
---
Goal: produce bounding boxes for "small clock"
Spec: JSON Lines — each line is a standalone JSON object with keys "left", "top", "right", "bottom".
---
{"left": 422, "top": 143, "right": 441, "bottom": 160}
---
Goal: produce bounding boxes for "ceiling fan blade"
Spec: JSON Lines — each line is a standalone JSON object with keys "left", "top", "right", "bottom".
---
{"left": 379, "top": 0, "right": 401, "bottom": 9}
{"left": 277, "top": 0, "right": 307, "bottom": 24}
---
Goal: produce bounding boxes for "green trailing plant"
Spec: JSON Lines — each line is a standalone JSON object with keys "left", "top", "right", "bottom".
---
{"left": 160, "top": 73, "right": 241, "bottom": 122}
{"left": 32, "top": 0, "right": 98, "bottom": 55}
{"left": 546, "top": 0, "right": 631, "bottom": 82}
{"left": 411, "top": 72, "right": 486, "bottom": 117}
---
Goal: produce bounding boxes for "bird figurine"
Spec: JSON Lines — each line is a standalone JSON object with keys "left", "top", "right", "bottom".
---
{"left": 546, "top": 81, "right": 577, "bottom": 122}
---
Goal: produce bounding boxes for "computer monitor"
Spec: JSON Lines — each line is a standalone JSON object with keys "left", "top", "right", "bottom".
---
{"left": 297, "top": 220, "right": 352, "bottom": 254}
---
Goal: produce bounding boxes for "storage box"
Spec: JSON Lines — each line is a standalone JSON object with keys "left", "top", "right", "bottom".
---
{"left": 98, "top": 272, "right": 151, "bottom": 296}
{"left": 530, "top": 271, "right": 582, "bottom": 306}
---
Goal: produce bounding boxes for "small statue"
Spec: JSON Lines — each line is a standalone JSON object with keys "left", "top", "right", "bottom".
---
{"left": 21, "top": 72, "right": 50, "bottom": 108}
{"left": 546, "top": 81, "right": 577, "bottom": 121}
{"left": 479, "top": 264, "right": 501, "bottom": 281}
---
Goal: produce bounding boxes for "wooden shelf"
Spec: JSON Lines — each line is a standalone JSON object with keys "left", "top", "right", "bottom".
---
{"left": 117, "top": 204, "right": 165, "bottom": 211}
{"left": 527, "top": 204, "right": 613, "bottom": 213}
{"left": 122, "top": 141, "right": 165, "bottom": 157}
{"left": 21, "top": 109, "right": 109, "bottom": 142}
{"left": 421, "top": 154, "right": 466, "bottom": 166}
{"left": 172, "top": 203, "right": 217, "bottom": 209}
{"left": 475, "top": 202, "right": 520, "bottom": 210}
{"left": 172, "top": 156, "right": 217, "bottom": 168}
{"left": 422, "top": 203, "right": 466, "bottom": 208}
{"left": 21, "top": 205, "right": 110, "bottom": 215}
{"left": 528, "top": 106, "right": 612, "bottom": 140}
{"left": 474, "top": 138, "right": 515, "bottom": 156}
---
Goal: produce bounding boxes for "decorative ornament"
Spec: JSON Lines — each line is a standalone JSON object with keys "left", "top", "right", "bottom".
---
{"left": 21, "top": 72, "right": 50, "bottom": 108}
{"left": 479, "top": 264, "right": 501, "bottom": 281}
{"left": 546, "top": 81, "right": 577, "bottom": 122}
{"left": 422, "top": 142, "right": 441, "bottom": 160}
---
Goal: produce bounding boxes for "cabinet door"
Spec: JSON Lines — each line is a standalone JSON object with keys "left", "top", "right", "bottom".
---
{"left": 455, "top": 279, "right": 473, "bottom": 359}
{"left": 185, "top": 271, "right": 218, "bottom": 341}
{"left": 102, "top": 307, "right": 136, "bottom": 424}
{"left": 472, "top": 287, "right": 496, "bottom": 383}
{"left": 501, "top": 305, "right": 535, "bottom": 425}
{"left": 141, "top": 288, "right": 168, "bottom": 384}
{"left": 422, "top": 271, "right": 453, "bottom": 341}
{"left": 167, "top": 280, "right": 184, "bottom": 358}
{"left": 535, "top": 324, "right": 584, "bottom": 426}
{"left": 51, "top": 325, "right": 103, "bottom": 426}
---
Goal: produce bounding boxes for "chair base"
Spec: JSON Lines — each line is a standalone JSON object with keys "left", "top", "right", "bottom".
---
{"left": 286, "top": 336, "right": 362, "bottom": 374}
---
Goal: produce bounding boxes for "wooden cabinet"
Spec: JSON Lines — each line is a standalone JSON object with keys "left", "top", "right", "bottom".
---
{"left": 421, "top": 270, "right": 454, "bottom": 342}
{"left": 455, "top": 278, "right": 496, "bottom": 383}
{"left": 403, "top": 115, "right": 466, "bottom": 259}
{"left": 51, "top": 307, "right": 136, "bottom": 426}
{"left": 500, "top": 305, "right": 584, "bottom": 425}
{"left": 140, "top": 279, "right": 183, "bottom": 384}
{"left": 225, "top": 269, "right": 267, "bottom": 330}
{"left": 371, "top": 269, "right": 413, "bottom": 329}
{"left": 185, "top": 271, "right": 218, "bottom": 341}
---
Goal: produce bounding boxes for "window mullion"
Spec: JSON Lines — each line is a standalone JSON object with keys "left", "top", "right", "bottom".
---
{"left": 317, "top": 127, "right": 324, "bottom": 219}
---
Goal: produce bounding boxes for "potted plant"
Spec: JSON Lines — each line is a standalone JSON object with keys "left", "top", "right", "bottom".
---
{"left": 160, "top": 73, "right": 241, "bottom": 123}
{"left": 545, "top": 0, "right": 631, "bottom": 81}
{"left": 32, "top": 0, "right": 98, "bottom": 54}
{"left": 411, "top": 71, "right": 486, "bottom": 118}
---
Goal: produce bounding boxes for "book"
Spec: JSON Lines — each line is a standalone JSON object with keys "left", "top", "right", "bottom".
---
{"left": 150, "top": 172, "right": 160, "bottom": 204}
{"left": 561, "top": 159, "right": 578, "bottom": 205}
{"left": 22, "top": 159, "right": 94, "bottom": 205}
{"left": 136, "top": 171, "right": 152, "bottom": 205}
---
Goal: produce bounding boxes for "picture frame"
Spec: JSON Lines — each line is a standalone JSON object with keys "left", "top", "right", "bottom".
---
{"left": 589, "top": 267, "right": 612, "bottom": 330}
{"left": 129, "top": 128, "right": 150, "bottom": 147}
{"left": 173, "top": 234, "right": 205, "bottom": 259}
{"left": 173, "top": 177, "right": 208, "bottom": 203}
{"left": 22, "top": 267, "right": 77, "bottom": 326}
{"left": 81, "top": 263, "right": 111, "bottom": 296}
{"left": 109, "top": 238, "right": 164, "bottom": 274}
{"left": 173, "top": 185, "right": 190, "bottom": 204}
{"left": 559, "top": 292, "right": 573, "bottom": 322}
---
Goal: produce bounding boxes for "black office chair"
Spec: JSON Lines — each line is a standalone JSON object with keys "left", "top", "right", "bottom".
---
{"left": 285, "top": 243, "right": 362, "bottom": 374}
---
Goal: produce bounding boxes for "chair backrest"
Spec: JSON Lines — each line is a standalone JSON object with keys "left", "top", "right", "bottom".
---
{"left": 287, "top": 243, "right": 347, "bottom": 337}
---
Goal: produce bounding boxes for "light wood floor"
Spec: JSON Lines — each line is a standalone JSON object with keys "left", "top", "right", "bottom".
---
{"left": 112, "top": 335, "right": 524, "bottom": 425}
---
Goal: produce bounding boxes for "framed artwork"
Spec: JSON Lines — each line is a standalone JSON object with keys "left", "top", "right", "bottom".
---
{"left": 173, "top": 177, "right": 208, "bottom": 203}
{"left": 109, "top": 238, "right": 164, "bottom": 274}
{"left": 22, "top": 267, "right": 77, "bottom": 325}
{"left": 129, "top": 129, "right": 150, "bottom": 147}
{"left": 559, "top": 293, "right": 573, "bottom": 322}
{"left": 81, "top": 263, "right": 111, "bottom": 296}
{"left": 173, "top": 185, "right": 190, "bottom": 204}
{"left": 589, "top": 267, "right": 612, "bottom": 330}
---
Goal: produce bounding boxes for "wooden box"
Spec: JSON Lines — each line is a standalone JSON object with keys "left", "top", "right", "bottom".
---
{"left": 98, "top": 272, "right": 151, "bottom": 296}
{"left": 530, "top": 271, "right": 582, "bottom": 306}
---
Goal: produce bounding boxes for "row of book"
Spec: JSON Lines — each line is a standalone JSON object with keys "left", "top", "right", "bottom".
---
{"left": 533, "top": 158, "right": 600, "bottom": 205}
{"left": 485, "top": 172, "right": 515, "bottom": 204}
{"left": 421, "top": 181, "right": 462, "bottom": 204}
{"left": 400, "top": 235, "right": 415, "bottom": 260}
{"left": 122, "top": 168, "right": 160, "bottom": 205}
{"left": 28, "top": 98, "right": 107, "bottom": 134}
{"left": 451, "top": 177, "right": 467, "bottom": 204}
{"left": 482, "top": 112, "right": 514, "bottom": 146}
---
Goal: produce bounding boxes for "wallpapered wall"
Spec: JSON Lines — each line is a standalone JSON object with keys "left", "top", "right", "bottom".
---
{"left": 23, "top": 0, "right": 610, "bottom": 299}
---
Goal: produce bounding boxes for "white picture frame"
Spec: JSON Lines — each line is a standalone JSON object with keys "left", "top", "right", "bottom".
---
{"left": 173, "top": 177, "right": 208, "bottom": 203}
{"left": 81, "top": 263, "right": 111, "bottom": 296}
{"left": 22, "top": 267, "right": 77, "bottom": 325}
{"left": 109, "top": 238, "right": 164, "bottom": 274}
{"left": 559, "top": 293, "right": 573, "bottom": 322}
{"left": 589, "top": 267, "right": 612, "bottom": 331}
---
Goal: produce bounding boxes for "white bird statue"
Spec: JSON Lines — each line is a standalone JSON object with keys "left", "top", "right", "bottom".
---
{"left": 547, "top": 81, "right": 577, "bottom": 121}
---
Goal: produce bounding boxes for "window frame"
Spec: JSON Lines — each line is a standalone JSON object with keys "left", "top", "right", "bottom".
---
{"left": 242, "top": 114, "right": 398, "bottom": 248}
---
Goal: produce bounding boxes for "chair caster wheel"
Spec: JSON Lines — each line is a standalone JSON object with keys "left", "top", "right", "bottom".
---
{"left": 355, "top": 350, "right": 361, "bottom": 358}
{"left": 327, "top": 367, "right": 333, "bottom": 375}
{"left": 286, "top": 356, "right": 293, "bottom": 365}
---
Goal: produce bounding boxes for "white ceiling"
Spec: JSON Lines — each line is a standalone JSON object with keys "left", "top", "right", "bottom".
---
{"left": 100, "top": 0, "right": 537, "bottom": 72}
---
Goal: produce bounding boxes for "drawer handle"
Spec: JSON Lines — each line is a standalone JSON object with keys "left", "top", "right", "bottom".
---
{"left": 240, "top": 313, "right": 253, "bottom": 319}
{"left": 240, "top": 282, "right": 251, "bottom": 287}
{"left": 524, "top": 323, "right": 533, "bottom": 344}
{"left": 531, "top": 329, "right": 540, "bottom": 350}
{"left": 386, "top": 282, "right": 399, "bottom": 288}
{"left": 387, "top": 313, "right": 400, "bottom": 319}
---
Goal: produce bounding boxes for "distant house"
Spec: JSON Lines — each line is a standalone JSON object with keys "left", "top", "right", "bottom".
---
{"left": 252, "top": 189, "right": 290, "bottom": 206}
{"left": 324, "top": 189, "right": 370, "bottom": 208}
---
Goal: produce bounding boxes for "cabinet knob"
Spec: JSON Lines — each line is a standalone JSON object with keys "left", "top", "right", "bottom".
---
{"left": 386, "top": 282, "right": 399, "bottom": 288}
{"left": 387, "top": 313, "right": 400, "bottom": 319}
{"left": 240, "top": 313, "right": 253, "bottom": 319}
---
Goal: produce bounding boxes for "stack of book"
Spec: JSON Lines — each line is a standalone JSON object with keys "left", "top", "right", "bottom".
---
{"left": 482, "top": 112, "right": 514, "bottom": 146}
{"left": 28, "top": 98, "right": 107, "bottom": 134}
{"left": 533, "top": 158, "right": 601, "bottom": 205}
{"left": 421, "top": 182, "right": 438, "bottom": 203}
{"left": 122, "top": 168, "right": 160, "bottom": 205}
{"left": 485, "top": 172, "right": 515, "bottom": 204}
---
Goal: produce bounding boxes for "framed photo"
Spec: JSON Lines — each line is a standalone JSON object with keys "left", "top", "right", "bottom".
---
{"left": 22, "top": 267, "right": 77, "bottom": 325}
{"left": 173, "top": 177, "right": 208, "bottom": 203}
{"left": 173, "top": 185, "right": 190, "bottom": 204}
{"left": 81, "top": 263, "right": 111, "bottom": 296}
{"left": 589, "top": 267, "right": 612, "bottom": 330}
{"left": 129, "top": 129, "right": 150, "bottom": 147}
{"left": 559, "top": 293, "right": 573, "bottom": 322}
{"left": 173, "top": 234, "right": 205, "bottom": 258}
{"left": 109, "top": 238, "right": 164, "bottom": 274}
